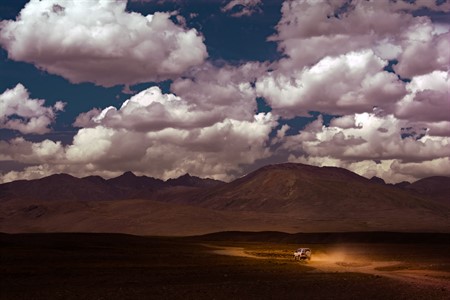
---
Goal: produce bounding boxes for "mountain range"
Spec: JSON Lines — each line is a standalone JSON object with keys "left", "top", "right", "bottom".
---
{"left": 1, "top": 163, "right": 449, "bottom": 235}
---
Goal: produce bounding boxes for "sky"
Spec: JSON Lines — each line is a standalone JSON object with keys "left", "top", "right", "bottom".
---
{"left": 0, "top": 0, "right": 449, "bottom": 184}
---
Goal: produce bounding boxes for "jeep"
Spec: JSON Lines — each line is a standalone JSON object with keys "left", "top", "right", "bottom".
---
{"left": 294, "top": 248, "right": 311, "bottom": 261}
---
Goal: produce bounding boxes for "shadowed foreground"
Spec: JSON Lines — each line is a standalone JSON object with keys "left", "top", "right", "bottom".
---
{"left": 1, "top": 232, "right": 449, "bottom": 299}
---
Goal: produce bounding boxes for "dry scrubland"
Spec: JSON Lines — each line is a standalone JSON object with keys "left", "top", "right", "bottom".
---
{"left": 1, "top": 232, "right": 449, "bottom": 300}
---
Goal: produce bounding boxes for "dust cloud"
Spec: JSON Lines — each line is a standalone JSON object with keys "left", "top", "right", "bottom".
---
{"left": 209, "top": 244, "right": 450, "bottom": 290}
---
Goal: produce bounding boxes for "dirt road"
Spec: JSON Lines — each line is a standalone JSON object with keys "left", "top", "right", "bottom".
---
{"left": 209, "top": 245, "right": 450, "bottom": 291}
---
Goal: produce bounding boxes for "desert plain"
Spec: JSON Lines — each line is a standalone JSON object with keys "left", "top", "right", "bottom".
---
{"left": 1, "top": 232, "right": 450, "bottom": 300}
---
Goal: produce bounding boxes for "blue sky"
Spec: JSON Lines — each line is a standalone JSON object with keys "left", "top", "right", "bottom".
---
{"left": 0, "top": 0, "right": 449, "bottom": 183}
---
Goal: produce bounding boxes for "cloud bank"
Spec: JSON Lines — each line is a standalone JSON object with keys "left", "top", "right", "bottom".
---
{"left": 1, "top": 83, "right": 276, "bottom": 182}
{"left": 1, "top": 0, "right": 449, "bottom": 184}
{"left": 253, "top": 0, "right": 450, "bottom": 183}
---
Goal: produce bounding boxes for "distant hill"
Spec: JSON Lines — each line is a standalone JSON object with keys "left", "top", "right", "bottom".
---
{"left": 191, "top": 163, "right": 440, "bottom": 212}
{"left": 0, "top": 172, "right": 222, "bottom": 202}
{"left": 0, "top": 163, "right": 449, "bottom": 235}
{"left": 0, "top": 174, "right": 119, "bottom": 201}
{"left": 182, "top": 163, "right": 450, "bottom": 232}
{"left": 401, "top": 176, "right": 450, "bottom": 205}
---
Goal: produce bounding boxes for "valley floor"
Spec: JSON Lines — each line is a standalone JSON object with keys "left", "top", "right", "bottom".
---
{"left": 1, "top": 232, "right": 449, "bottom": 299}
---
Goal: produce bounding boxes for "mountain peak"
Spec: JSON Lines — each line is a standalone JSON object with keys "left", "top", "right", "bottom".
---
{"left": 370, "top": 176, "right": 386, "bottom": 185}
{"left": 178, "top": 173, "right": 192, "bottom": 179}
{"left": 121, "top": 171, "right": 136, "bottom": 177}
{"left": 166, "top": 173, "right": 224, "bottom": 188}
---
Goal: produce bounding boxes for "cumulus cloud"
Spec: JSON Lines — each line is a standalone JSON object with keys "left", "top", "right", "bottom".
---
{"left": 269, "top": 0, "right": 411, "bottom": 69}
{"left": 222, "top": 0, "right": 262, "bottom": 17}
{"left": 70, "top": 112, "right": 275, "bottom": 179}
{"left": 0, "top": 138, "right": 64, "bottom": 163}
{"left": 256, "top": 0, "right": 449, "bottom": 117}
{"left": 70, "top": 84, "right": 276, "bottom": 179}
{"left": 269, "top": 0, "right": 449, "bottom": 69}
{"left": 393, "top": 25, "right": 450, "bottom": 78}
{"left": 256, "top": 50, "right": 406, "bottom": 117}
{"left": 395, "top": 71, "right": 450, "bottom": 122}
{"left": 289, "top": 155, "right": 450, "bottom": 184}
{"left": 171, "top": 62, "right": 267, "bottom": 121}
{"left": 251, "top": 0, "right": 450, "bottom": 183}
{"left": 75, "top": 86, "right": 219, "bottom": 131}
{"left": 0, "top": 84, "right": 65, "bottom": 134}
{"left": 1, "top": 85, "right": 277, "bottom": 183}
{"left": 281, "top": 112, "right": 450, "bottom": 183}
{"left": 76, "top": 62, "right": 266, "bottom": 131}
{"left": 0, "top": 0, "right": 207, "bottom": 87}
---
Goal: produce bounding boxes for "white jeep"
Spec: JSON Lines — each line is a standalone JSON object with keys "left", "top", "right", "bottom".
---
{"left": 293, "top": 248, "right": 311, "bottom": 261}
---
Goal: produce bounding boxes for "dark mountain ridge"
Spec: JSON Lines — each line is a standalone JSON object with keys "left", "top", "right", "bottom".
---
{"left": 0, "top": 163, "right": 448, "bottom": 206}
{"left": 106, "top": 171, "right": 166, "bottom": 190}
{"left": 0, "top": 172, "right": 224, "bottom": 202}
{"left": 0, "top": 173, "right": 119, "bottom": 201}
{"left": 166, "top": 173, "right": 224, "bottom": 188}
{"left": 1, "top": 163, "right": 449, "bottom": 235}
{"left": 181, "top": 164, "right": 448, "bottom": 227}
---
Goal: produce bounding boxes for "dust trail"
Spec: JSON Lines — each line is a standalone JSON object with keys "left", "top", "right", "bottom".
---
{"left": 208, "top": 245, "right": 450, "bottom": 290}
{"left": 203, "top": 244, "right": 264, "bottom": 259}
{"left": 307, "top": 250, "right": 450, "bottom": 290}
{"left": 310, "top": 258, "right": 450, "bottom": 290}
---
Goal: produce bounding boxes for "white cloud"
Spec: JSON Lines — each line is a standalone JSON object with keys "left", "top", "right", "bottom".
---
{"left": 1, "top": 113, "right": 276, "bottom": 183}
{"left": 270, "top": 0, "right": 450, "bottom": 68}
{"left": 171, "top": 62, "right": 266, "bottom": 121}
{"left": 253, "top": 0, "right": 450, "bottom": 184}
{"left": 77, "top": 86, "right": 218, "bottom": 131}
{"left": 395, "top": 71, "right": 450, "bottom": 122}
{"left": 0, "top": 138, "right": 65, "bottom": 170}
{"left": 394, "top": 26, "right": 450, "bottom": 78}
{"left": 256, "top": 50, "right": 406, "bottom": 117}
{"left": 76, "top": 62, "right": 266, "bottom": 131}
{"left": 1, "top": 85, "right": 277, "bottom": 183}
{"left": 390, "top": 157, "right": 450, "bottom": 181}
{"left": 281, "top": 112, "right": 450, "bottom": 183}
{"left": 288, "top": 155, "right": 450, "bottom": 184}
{"left": 270, "top": 0, "right": 413, "bottom": 69}
{"left": 257, "top": 0, "right": 449, "bottom": 118}
{"left": 222, "top": 0, "right": 262, "bottom": 17}
{"left": 0, "top": 0, "right": 207, "bottom": 87}
{"left": 0, "top": 164, "right": 55, "bottom": 183}
{"left": 69, "top": 84, "right": 277, "bottom": 179}
{"left": 0, "top": 84, "right": 65, "bottom": 134}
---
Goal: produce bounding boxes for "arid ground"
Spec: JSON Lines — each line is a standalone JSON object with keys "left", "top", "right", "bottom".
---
{"left": 1, "top": 232, "right": 449, "bottom": 299}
